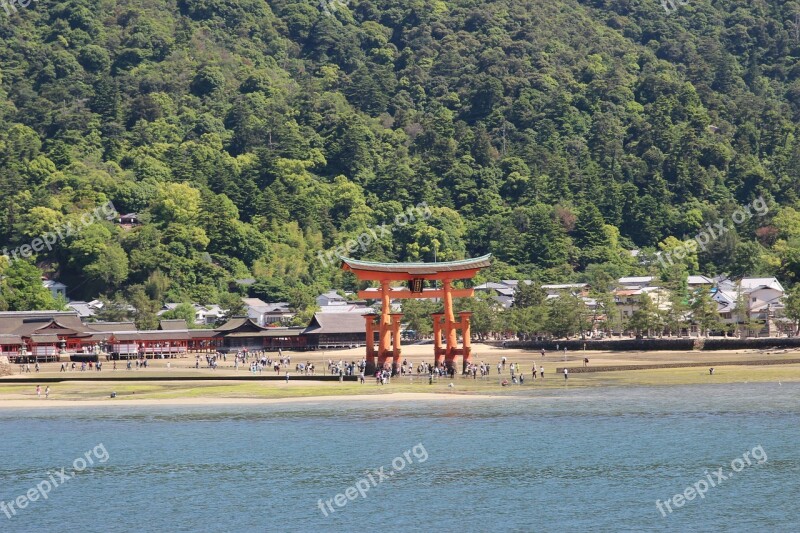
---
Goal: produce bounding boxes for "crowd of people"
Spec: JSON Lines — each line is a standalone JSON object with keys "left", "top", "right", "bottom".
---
{"left": 194, "top": 349, "right": 299, "bottom": 373}
{"left": 16, "top": 347, "right": 582, "bottom": 387}
{"left": 25, "top": 361, "right": 110, "bottom": 373}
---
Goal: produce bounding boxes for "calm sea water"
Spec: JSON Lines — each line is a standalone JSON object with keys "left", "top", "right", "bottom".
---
{"left": 0, "top": 383, "right": 798, "bottom": 532}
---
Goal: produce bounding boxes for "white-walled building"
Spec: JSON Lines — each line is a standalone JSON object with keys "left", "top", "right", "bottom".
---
{"left": 42, "top": 279, "right": 67, "bottom": 301}
{"left": 617, "top": 276, "right": 654, "bottom": 289}
{"left": 242, "top": 299, "right": 295, "bottom": 326}
{"left": 315, "top": 291, "right": 370, "bottom": 314}
{"left": 713, "top": 277, "right": 786, "bottom": 335}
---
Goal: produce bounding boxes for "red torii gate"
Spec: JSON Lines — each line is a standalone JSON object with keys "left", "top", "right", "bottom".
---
{"left": 341, "top": 254, "right": 492, "bottom": 374}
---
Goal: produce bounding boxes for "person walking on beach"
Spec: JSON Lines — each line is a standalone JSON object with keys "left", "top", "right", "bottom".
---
{"left": 285, "top": 371, "right": 290, "bottom": 383}
{"left": 497, "top": 362, "right": 501, "bottom": 375}
{"left": 36, "top": 385, "right": 41, "bottom": 399}
{"left": 563, "top": 368, "right": 568, "bottom": 381}
{"left": 541, "top": 349, "right": 545, "bottom": 358}
{"left": 540, "top": 366, "right": 544, "bottom": 380}
{"left": 583, "top": 357, "right": 589, "bottom": 367}
{"left": 45, "top": 386, "right": 50, "bottom": 399}
{"left": 532, "top": 365, "right": 537, "bottom": 381}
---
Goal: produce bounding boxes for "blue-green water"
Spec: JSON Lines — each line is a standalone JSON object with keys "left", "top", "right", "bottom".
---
{"left": 1, "top": 383, "right": 798, "bottom": 532}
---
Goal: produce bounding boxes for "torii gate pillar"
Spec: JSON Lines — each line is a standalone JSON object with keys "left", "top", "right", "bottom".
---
{"left": 460, "top": 311, "right": 473, "bottom": 373}
{"left": 364, "top": 313, "right": 377, "bottom": 374}
{"left": 432, "top": 313, "right": 445, "bottom": 367}
{"left": 391, "top": 313, "right": 403, "bottom": 374}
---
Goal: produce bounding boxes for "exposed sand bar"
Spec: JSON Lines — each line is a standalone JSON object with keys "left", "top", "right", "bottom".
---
{"left": 2, "top": 343, "right": 799, "bottom": 408}
{"left": 559, "top": 358, "right": 800, "bottom": 373}
{"left": 0, "top": 392, "right": 510, "bottom": 409}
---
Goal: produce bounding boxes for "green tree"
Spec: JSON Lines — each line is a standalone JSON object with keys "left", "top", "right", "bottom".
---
{"left": 628, "top": 293, "right": 661, "bottom": 337}
{"left": 399, "top": 298, "right": 438, "bottom": 337}
{"left": 690, "top": 289, "right": 721, "bottom": 337}
{"left": 510, "top": 304, "right": 547, "bottom": 340}
{"left": 94, "top": 295, "right": 134, "bottom": 322}
{"left": 513, "top": 282, "right": 546, "bottom": 308}
{"left": 545, "top": 294, "right": 583, "bottom": 339}
{"left": 161, "top": 303, "right": 198, "bottom": 327}
{"left": 66, "top": 224, "right": 129, "bottom": 293}
{"left": 663, "top": 289, "right": 689, "bottom": 337}
{"left": 191, "top": 66, "right": 226, "bottom": 96}
{"left": 457, "top": 292, "right": 501, "bottom": 341}
{"left": 218, "top": 292, "right": 247, "bottom": 323}
{"left": 144, "top": 270, "right": 171, "bottom": 302}
{"left": 151, "top": 183, "right": 202, "bottom": 226}
{"left": 574, "top": 204, "right": 612, "bottom": 268}
{"left": 594, "top": 291, "right": 622, "bottom": 337}
{"left": 657, "top": 236, "right": 699, "bottom": 275}
{"left": 129, "top": 285, "right": 160, "bottom": 330}
{"left": 785, "top": 285, "right": 800, "bottom": 336}
{"left": 0, "top": 261, "right": 58, "bottom": 311}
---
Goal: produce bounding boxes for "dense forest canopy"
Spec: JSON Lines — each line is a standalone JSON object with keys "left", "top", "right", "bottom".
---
{"left": 2, "top": 0, "right": 800, "bottom": 316}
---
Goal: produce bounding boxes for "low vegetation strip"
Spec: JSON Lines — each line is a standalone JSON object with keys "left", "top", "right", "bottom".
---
{"left": 505, "top": 337, "right": 800, "bottom": 352}
{"left": 557, "top": 359, "right": 800, "bottom": 374}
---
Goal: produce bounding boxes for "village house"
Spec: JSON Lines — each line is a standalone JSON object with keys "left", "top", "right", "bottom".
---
{"left": 42, "top": 279, "right": 67, "bottom": 301}
{"left": 473, "top": 281, "right": 519, "bottom": 309}
{"left": 316, "top": 290, "right": 370, "bottom": 313}
{"left": 714, "top": 277, "right": 787, "bottom": 336}
{"left": 542, "top": 283, "right": 590, "bottom": 297}
{"left": 241, "top": 298, "right": 295, "bottom": 326}
{"left": 159, "top": 303, "right": 228, "bottom": 326}
{"left": 67, "top": 299, "right": 104, "bottom": 319}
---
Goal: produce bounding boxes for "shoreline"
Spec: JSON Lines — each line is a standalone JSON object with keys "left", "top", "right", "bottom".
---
{"left": 0, "top": 392, "right": 512, "bottom": 408}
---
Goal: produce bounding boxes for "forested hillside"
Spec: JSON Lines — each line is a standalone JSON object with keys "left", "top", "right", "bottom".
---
{"left": 3, "top": 0, "right": 800, "bottom": 317}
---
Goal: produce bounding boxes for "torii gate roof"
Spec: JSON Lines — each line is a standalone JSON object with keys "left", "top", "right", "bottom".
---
{"left": 341, "top": 254, "right": 492, "bottom": 281}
